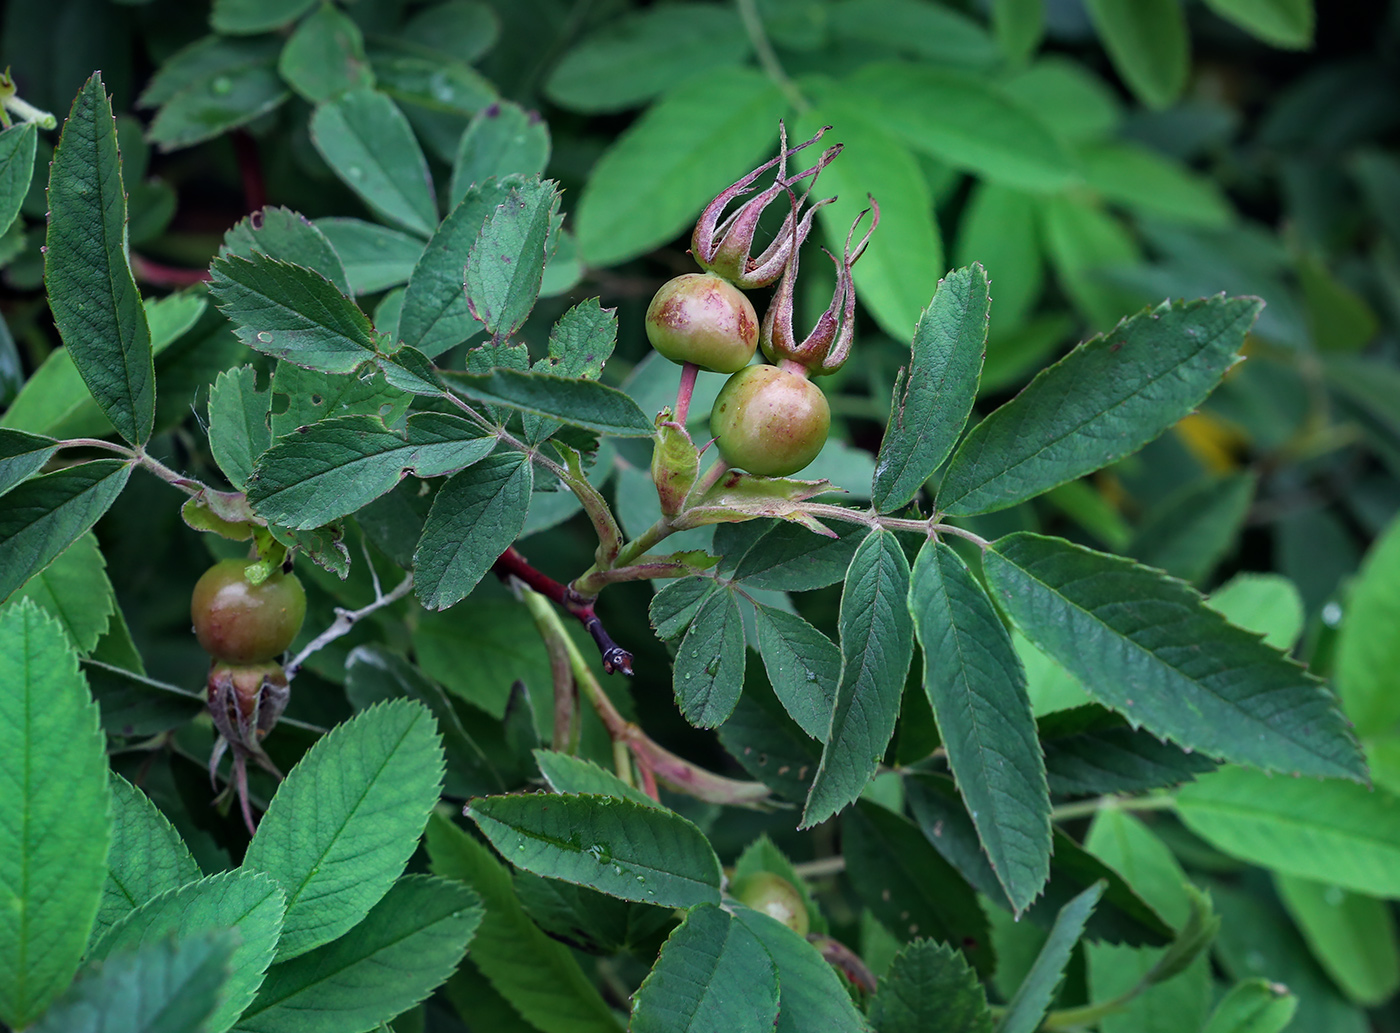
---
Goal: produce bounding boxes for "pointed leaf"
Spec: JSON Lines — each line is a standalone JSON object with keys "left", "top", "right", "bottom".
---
{"left": 441, "top": 367, "right": 655, "bottom": 437}
{"left": 233, "top": 875, "right": 481, "bottom": 1033}
{"left": 1202, "top": 0, "right": 1313, "bottom": 48}
{"left": 95, "top": 776, "right": 201, "bottom": 945}
{"left": 534, "top": 750, "right": 661, "bottom": 810}
{"left": 984, "top": 533, "right": 1366, "bottom": 781}
{"left": 630, "top": 903, "right": 778, "bottom": 1033}
{"left": 723, "top": 519, "right": 870, "bottom": 591}
{"left": 909, "top": 540, "right": 1050, "bottom": 913}
{"left": 803, "top": 529, "right": 914, "bottom": 826}
{"left": 542, "top": 298, "right": 617, "bottom": 380}
{"left": 674, "top": 586, "right": 746, "bottom": 728}
{"left": 309, "top": 89, "right": 436, "bottom": 237}
{"left": 0, "top": 460, "right": 131, "bottom": 610}
{"left": 731, "top": 907, "right": 869, "bottom": 1033}
{"left": 0, "top": 122, "right": 37, "bottom": 238}
{"left": 1039, "top": 710, "right": 1215, "bottom": 796}
{"left": 0, "top": 601, "right": 110, "bottom": 1029}
{"left": 0, "top": 429, "right": 58, "bottom": 499}
{"left": 997, "top": 882, "right": 1104, "bottom": 1033}
{"left": 207, "top": 366, "right": 272, "bottom": 492}
{"left": 753, "top": 603, "right": 840, "bottom": 741}
{"left": 89, "top": 869, "right": 284, "bottom": 1033}
{"left": 1129, "top": 472, "right": 1257, "bottom": 583}
{"left": 46, "top": 73, "right": 154, "bottom": 445}
{"left": 141, "top": 37, "right": 289, "bottom": 151}
{"left": 247, "top": 412, "right": 493, "bottom": 528}
{"left": 938, "top": 297, "right": 1261, "bottom": 516}
{"left": 30, "top": 931, "right": 235, "bottom": 1033}
{"left": 213, "top": 0, "right": 317, "bottom": 34}
{"left": 1082, "top": 0, "right": 1189, "bottom": 108}
{"left": 10, "top": 531, "right": 116, "bottom": 654}
{"left": 871, "top": 940, "right": 994, "bottom": 1033}
{"left": 468, "top": 793, "right": 722, "bottom": 908}
{"left": 873, "top": 266, "right": 990, "bottom": 512}
{"left": 1202, "top": 979, "right": 1298, "bottom": 1033}
{"left": 243, "top": 699, "right": 445, "bottom": 960}
{"left": 464, "top": 178, "right": 558, "bottom": 339}
{"left": 650, "top": 577, "right": 718, "bottom": 641}
{"left": 413, "top": 452, "right": 533, "bottom": 610}
{"left": 314, "top": 218, "right": 424, "bottom": 296}
{"left": 450, "top": 101, "right": 552, "bottom": 206}
{"left": 222, "top": 206, "right": 350, "bottom": 295}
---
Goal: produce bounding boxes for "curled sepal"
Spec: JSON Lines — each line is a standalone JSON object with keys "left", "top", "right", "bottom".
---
{"left": 652, "top": 418, "right": 699, "bottom": 517}
{"left": 207, "top": 659, "right": 289, "bottom": 834}
{"left": 761, "top": 198, "right": 880, "bottom": 375}
{"left": 677, "top": 469, "right": 837, "bottom": 536}
{"left": 692, "top": 123, "right": 842, "bottom": 289}
{"left": 181, "top": 489, "right": 260, "bottom": 542}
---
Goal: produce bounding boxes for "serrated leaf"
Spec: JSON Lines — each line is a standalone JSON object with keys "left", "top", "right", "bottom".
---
{"left": 0, "top": 460, "right": 132, "bottom": 605}
{"left": 208, "top": 366, "right": 271, "bottom": 492}
{"left": 842, "top": 62, "right": 1075, "bottom": 191}
{"left": 278, "top": 3, "right": 373, "bottom": 103}
{"left": 46, "top": 73, "right": 154, "bottom": 445}
{"left": 468, "top": 793, "right": 722, "bottom": 908}
{"left": 873, "top": 266, "right": 990, "bottom": 512}
{"left": 1203, "top": 0, "right": 1313, "bottom": 48}
{"left": 1274, "top": 873, "right": 1400, "bottom": 1005}
{"left": 309, "top": 89, "right": 436, "bottom": 237}
{"left": 425, "top": 815, "right": 622, "bottom": 1033}
{"left": 464, "top": 178, "right": 558, "bottom": 339}
{"left": 441, "top": 367, "right": 655, "bottom": 437}
{"left": 843, "top": 801, "right": 994, "bottom": 976}
{"left": 535, "top": 750, "right": 660, "bottom": 809}
{"left": 1082, "top": 0, "right": 1189, "bottom": 108}
{"left": 938, "top": 296, "right": 1261, "bottom": 516}
{"left": 630, "top": 903, "right": 778, "bottom": 1033}
{"left": 0, "top": 122, "right": 37, "bottom": 238}
{"left": 722, "top": 519, "right": 870, "bottom": 591}
{"left": 243, "top": 699, "right": 445, "bottom": 960}
{"left": 450, "top": 101, "right": 551, "bottom": 206}
{"left": 649, "top": 577, "right": 717, "bottom": 641}
{"left": 94, "top": 775, "right": 201, "bottom": 945}
{"left": 998, "top": 882, "right": 1104, "bottom": 1033}
{"left": 208, "top": 253, "right": 378, "bottom": 373}
{"left": 871, "top": 940, "right": 993, "bottom": 1033}
{"left": 1177, "top": 767, "right": 1400, "bottom": 898}
{"left": 797, "top": 103, "right": 943, "bottom": 343}
{"left": 247, "top": 412, "right": 492, "bottom": 528}
{"left": 267, "top": 362, "right": 408, "bottom": 439}
{"left": 984, "top": 533, "right": 1366, "bottom": 781}
{"left": 1202, "top": 979, "right": 1299, "bottom": 1033}
{"left": 413, "top": 452, "right": 532, "bottom": 610}
{"left": 753, "top": 603, "right": 840, "bottom": 741}
{"left": 0, "top": 601, "right": 110, "bottom": 1029}
{"left": 674, "top": 586, "right": 746, "bottom": 728}
{"left": 222, "top": 206, "right": 351, "bottom": 295}
{"left": 1335, "top": 514, "right": 1400, "bottom": 737}
{"left": 720, "top": 687, "right": 823, "bottom": 803}
{"left": 1039, "top": 710, "right": 1216, "bottom": 796}
{"left": 10, "top": 531, "right": 115, "bottom": 653}
{"left": 31, "top": 930, "right": 235, "bottom": 1033}
{"left": 233, "top": 875, "right": 481, "bottom": 1033}
{"left": 314, "top": 218, "right": 424, "bottom": 296}
{"left": 0, "top": 429, "right": 57, "bottom": 499}
{"left": 575, "top": 69, "right": 784, "bottom": 267}
{"left": 803, "top": 529, "right": 914, "bottom": 826}
{"left": 141, "top": 36, "right": 289, "bottom": 150}
{"left": 730, "top": 907, "right": 869, "bottom": 1033}
{"left": 909, "top": 540, "right": 1050, "bottom": 913}
{"left": 542, "top": 299, "right": 617, "bottom": 380}
{"left": 89, "top": 869, "right": 285, "bottom": 1033}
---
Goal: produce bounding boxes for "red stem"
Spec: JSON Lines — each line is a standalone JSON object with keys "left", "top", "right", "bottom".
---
{"left": 130, "top": 254, "right": 212, "bottom": 287}
{"left": 232, "top": 130, "right": 266, "bottom": 213}
{"left": 675, "top": 361, "right": 700, "bottom": 426}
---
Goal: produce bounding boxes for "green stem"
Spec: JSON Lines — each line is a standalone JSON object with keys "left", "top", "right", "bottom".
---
{"left": 735, "top": 0, "right": 808, "bottom": 113}
{"left": 1049, "top": 793, "right": 1178, "bottom": 823}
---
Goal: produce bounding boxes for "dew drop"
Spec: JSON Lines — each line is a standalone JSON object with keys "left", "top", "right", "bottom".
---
{"left": 211, "top": 76, "right": 233, "bottom": 95}
{"left": 704, "top": 658, "right": 720, "bottom": 676}
{"left": 348, "top": 166, "right": 365, "bottom": 180}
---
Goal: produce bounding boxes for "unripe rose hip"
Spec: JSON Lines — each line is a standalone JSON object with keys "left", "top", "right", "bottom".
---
{"left": 191, "top": 558, "right": 307, "bottom": 664}
{"left": 710, "top": 364, "right": 830, "bottom": 477}
{"left": 645, "top": 273, "right": 759, "bottom": 374}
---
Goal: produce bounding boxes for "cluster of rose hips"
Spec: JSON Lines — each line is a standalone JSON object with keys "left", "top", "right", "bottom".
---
{"left": 645, "top": 126, "right": 877, "bottom": 477}
{"left": 191, "top": 556, "right": 306, "bottom": 829}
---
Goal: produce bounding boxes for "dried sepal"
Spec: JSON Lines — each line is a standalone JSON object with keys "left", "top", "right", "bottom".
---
{"left": 207, "top": 659, "right": 288, "bottom": 833}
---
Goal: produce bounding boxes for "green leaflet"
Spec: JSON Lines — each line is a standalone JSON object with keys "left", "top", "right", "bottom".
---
{"left": 1129, "top": 472, "right": 1257, "bottom": 583}
{"left": 650, "top": 578, "right": 717, "bottom": 641}
{"left": 752, "top": 603, "right": 841, "bottom": 741}
{"left": 956, "top": 182, "right": 1043, "bottom": 331}
{"left": 464, "top": 178, "right": 559, "bottom": 340}
{"left": 213, "top": 0, "right": 316, "bottom": 34}
{"left": 872, "top": 265, "right": 989, "bottom": 511}
{"left": 937, "top": 296, "right": 1262, "bottom": 516}
{"left": 629, "top": 904, "right": 778, "bottom": 1033}
{"left": 223, "top": 206, "right": 351, "bottom": 295}
{"left": 574, "top": 68, "right": 785, "bottom": 267}
{"left": 908, "top": 540, "right": 1050, "bottom": 914}
{"left": 208, "top": 366, "right": 272, "bottom": 492}
{"left": 9, "top": 531, "right": 116, "bottom": 654}
{"left": 0, "top": 601, "right": 111, "bottom": 1029}
{"left": 247, "top": 412, "right": 493, "bottom": 528}
{"left": 1274, "top": 873, "right": 1400, "bottom": 1005}
{"left": 1082, "top": 0, "right": 1189, "bottom": 108}
{"left": 1206, "top": 573, "right": 1305, "bottom": 651}
{"left": 541, "top": 299, "right": 618, "bottom": 380}
{"left": 998, "top": 882, "right": 1104, "bottom": 1033}
{"left": 992, "top": 0, "right": 1046, "bottom": 63}
{"left": 0, "top": 460, "right": 133, "bottom": 605}
{"left": 1335, "top": 513, "right": 1400, "bottom": 736}
{"left": 535, "top": 750, "right": 662, "bottom": 810}
{"left": 798, "top": 102, "right": 943, "bottom": 343}
{"left": 803, "top": 529, "right": 914, "bottom": 827}
{"left": 842, "top": 62, "right": 1075, "bottom": 191}
{"left": 31, "top": 931, "right": 235, "bottom": 1033}
{"left": 842, "top": 801, "right": 995, "bottom": 976}
{"left": 1201, "top": 979, "right": 1299, "bottom": 1033}
{"left": 450, "top": 102, "right": 552, "bottom": 206}
{"left": 1177, "top": 767, "right": 1400, "bottom": 898}
{"left": 1078, "top": 140, "right": 1234, "bottom": 229}
{"left": 413, "top": 452, "right": 533, "bottom": 610}
{"left": 425, "top": 815, "right": 623, "bottom": 1033}
{"left": 309, "top": 89, "right": 437, "bottom": 237}
{"left": 984, "top": 533, "right": 1365, "bottom": 781}
{"left": 723, "top": 519, "right": 870, "bottom": 591}
{"left": 1202, "top": 0, "right": 1313, "bottom": 48}
{"left": 829, "top": 0, "right": 1000, "bottom": 68}
{"left": 243, "top": 699, "right": 445, "bottom": 961}
{"left": 45, "top": 73, "right": 154, "bottom": 446}
{"left": 673, "top": 586, "right": 746, "bottom": 728}
{"left": 208, "top": 254, "right": 378, "bottom": 373}
{"left": 441, "top": 367, "right": 655, "bottom": 437}
{"left": 731, "top": 907, "right": 869, "bottom": 1033}
{"left": 314, "top": 218, "right": 424, "bottom": 296}
{"left": 268, "top": 362, "right": 408, "bottom": 439}
{"left": 234, "top": 876, "right": 481, "bottom": 1033}
{"left": 468, "top": 793, "right": 723, "bottom": 908}
{"left": 93, "top": 775, "right": 201, "bottom": 946}
{"left": 1039, "top": 713, "right": 1216, "bottom": 796}
{"left": 0, "top": 429, "right": 57, "bottom": 498}
{"left": 0, "top": 122, "right": 37, "bottom": 239}
{"left": 89, "top": 869, "right": 285, "bottom": 1033}
{"left": 870, "top": 940, "right": 994, "bottom": 1033}
{"left": 137, "top": 36, "right": 288, "bottom": 150}
{"left": 544, "top": 5, "right": 749, "bottom": 113}
{"left": 278, "top": 4, "right": 374, "bottom": 103}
